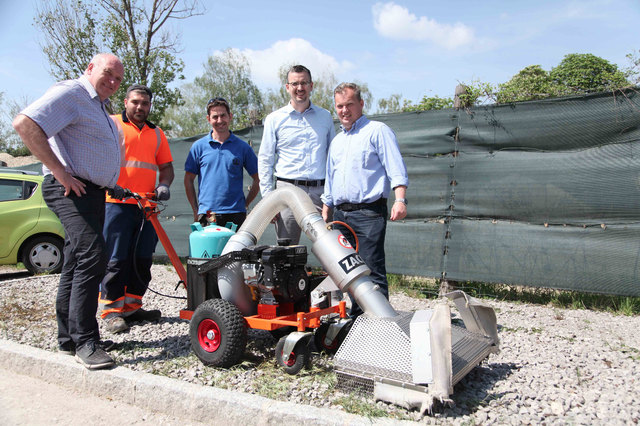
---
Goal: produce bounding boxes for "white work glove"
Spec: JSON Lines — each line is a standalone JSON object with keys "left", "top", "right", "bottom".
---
{"left": 155, "top": 184, "right": 170, "bottom": 201}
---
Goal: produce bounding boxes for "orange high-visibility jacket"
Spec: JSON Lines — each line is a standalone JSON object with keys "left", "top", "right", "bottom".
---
{"left": 107, "top": 112, "right": 173, "bottom": 204}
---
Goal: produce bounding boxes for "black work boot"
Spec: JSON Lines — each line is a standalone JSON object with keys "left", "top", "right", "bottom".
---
{"left": 126, "top": 308, "right": 161, "bottom": 323}
{"left": 105, "top": 316, "right": 129, "bottom": 334}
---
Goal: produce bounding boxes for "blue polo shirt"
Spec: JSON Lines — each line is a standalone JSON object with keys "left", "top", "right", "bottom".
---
{"left": 185, "top": 132, "right": 258, "bottom": 214}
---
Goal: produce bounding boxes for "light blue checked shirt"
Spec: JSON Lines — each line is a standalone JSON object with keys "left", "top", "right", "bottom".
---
{"left": 21, "top": 75, "right": 121, "bottom": 188}
{"left": 258, "top": 102, "right": 335, "bottom": 194}
{"left": 322, "top": 115, "right": 409, "bottom": 208}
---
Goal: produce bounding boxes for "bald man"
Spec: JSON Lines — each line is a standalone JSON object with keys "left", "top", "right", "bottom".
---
{"left": 13, "top": 53, "right": 125, "bottom": 370}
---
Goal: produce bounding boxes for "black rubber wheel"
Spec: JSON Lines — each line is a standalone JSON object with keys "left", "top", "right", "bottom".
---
{"left": 314, "top": 323, "right": 339, "bottom": 354}
{"left": 189, "top": 298, "right": 247, "bottom": 368}
{"left": 21, "top": 235, "right": 64, "bottom": 275}
{"left": 275, "top": 335, "right": 310, "bottom": 375}
{"left": 313, "top": 321, "right": 352, "bottom": 355}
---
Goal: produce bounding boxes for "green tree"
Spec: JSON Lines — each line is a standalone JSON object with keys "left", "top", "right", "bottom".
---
{"left": 350, "top": 81, "right": 374, "bottom": 115}
{"left": 0, "top": 93, "right": 13, "bottom": 152}
{"left": 549, "top": 53, "right": 629, "bottom": 94}
{"left": 0, "top": 93, "right": 30, "bottom": 155}
{"left": 164, "top": 49, "right": 263, "bottom": 136}
{"left": 161, "top": 82, "right": 208, "bottom": 138}
{"left": 34, "top": 0, "right": 204, "bottom": 124}
{"left": 35, "top": 1, "right": 101, "bottom": 81}
{"left": 376, "top": 93, "right": 403, "bottom": 114}
{"left": 496, "top": 65, "right": 561, "bottom": 103}
{"left": 625, "top": 49, "right": 640, "bottom": 85}
{"left": 310, "top": 71, "right": 339, "bottom": 116}
{"left": 262, "top": 64, "right": 294, "bottom": 116}
{"left": 402, "top": 95, "right": 453, "bottom": 112}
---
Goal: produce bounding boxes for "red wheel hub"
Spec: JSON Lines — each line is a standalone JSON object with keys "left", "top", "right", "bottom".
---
{"left": 322, "top": 335, "right": 338, "bottom": 351}
{"left": 198, "top": 319, "right": 221, "bottom": 352}
{"left": 283, "top": 350, "right": 296, "bottom": 367}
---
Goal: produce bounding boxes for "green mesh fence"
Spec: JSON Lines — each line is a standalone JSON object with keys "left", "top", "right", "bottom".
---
{"left": 162, "top": 88, "right": 640, "bottom": 296}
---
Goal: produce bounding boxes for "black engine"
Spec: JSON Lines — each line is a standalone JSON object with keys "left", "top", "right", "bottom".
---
{"left": 240, "top": 244, "right": 310, "bottom": 306}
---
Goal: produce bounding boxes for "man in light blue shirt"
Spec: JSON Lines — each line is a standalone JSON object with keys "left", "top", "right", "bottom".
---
{"left": 322, "top": 82, "right": 409, "bottom": 318}
{"left": 258, "top": 65, "right": 335, "bottom": 244}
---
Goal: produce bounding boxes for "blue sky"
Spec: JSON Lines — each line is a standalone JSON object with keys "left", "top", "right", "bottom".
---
{"left": 0, "top": 0, "right": 638, "bottom": 109}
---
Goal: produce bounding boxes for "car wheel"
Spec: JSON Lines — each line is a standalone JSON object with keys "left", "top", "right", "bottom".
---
{"left": 21, "top": 235, "right": 64, "bottom": 274}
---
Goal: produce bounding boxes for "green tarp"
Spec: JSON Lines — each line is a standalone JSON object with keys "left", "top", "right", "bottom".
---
{"left": 18, "top": 88, "right": 640, "bottom": 296}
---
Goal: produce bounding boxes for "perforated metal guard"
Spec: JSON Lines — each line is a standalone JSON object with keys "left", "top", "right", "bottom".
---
{"left": 334, "top": 312, "right": 414, "bottom": 383}
{"left": 335, "top": 371, "right": 374, "bottom": 397}
{"left": 334, "top": 312, "right": 494, "bottom": 396}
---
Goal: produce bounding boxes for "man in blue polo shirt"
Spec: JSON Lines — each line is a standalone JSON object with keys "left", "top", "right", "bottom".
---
{"left": 184, "top": 97, "right": 260, "bottom": 228}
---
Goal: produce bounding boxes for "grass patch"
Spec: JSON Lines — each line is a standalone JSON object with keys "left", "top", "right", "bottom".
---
{"left": 387, "top": 273, "right": 640, "bottom": 316}
{"left": 387, "top": 274, "right": 439, "bottom": 299}
{"left": 604, "top": 341, "right": 640, "bottom": 361}
{"left": 334, "top": 394, "right": 389, "bottom": 418}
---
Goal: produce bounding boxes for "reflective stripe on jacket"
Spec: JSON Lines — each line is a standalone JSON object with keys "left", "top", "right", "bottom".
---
{"left": 106, "top": 111, "right": 173, "bottom": 204}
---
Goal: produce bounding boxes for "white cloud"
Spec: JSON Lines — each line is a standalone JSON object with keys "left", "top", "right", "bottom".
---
{"left": 220, "top": 38, "right": 354, "bottom": 89}
{"left": 372, "top": 2, "right": 474, "bottom": 49}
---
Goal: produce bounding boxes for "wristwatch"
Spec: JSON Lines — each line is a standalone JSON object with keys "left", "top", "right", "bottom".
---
{"left": 395, "top": 198, "right": 408, "bottom": 205}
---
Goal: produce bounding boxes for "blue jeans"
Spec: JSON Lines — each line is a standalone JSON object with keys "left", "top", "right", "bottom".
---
{"left": 99, "top": 203, "right": 158, "bottom": 318}
{"left": 41, "top": 175, "right": 108, "bottom": 349}
{"left": 333, "top": 203, "right": 389, "bottom": 317}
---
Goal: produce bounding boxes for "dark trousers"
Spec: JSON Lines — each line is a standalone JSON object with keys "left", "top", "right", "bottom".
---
{"left": 333, "top": 202, "right": 389, "bottom": 317}
{"left": 99, "top": 203, "right": 158, "bottom": 318}
{"left": 41, "top": 175, "right": 108, "bottom": 349}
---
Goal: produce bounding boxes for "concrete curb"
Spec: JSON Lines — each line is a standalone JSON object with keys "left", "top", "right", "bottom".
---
{"left": 0, "top": 339, "right": 408, "bottom": 425}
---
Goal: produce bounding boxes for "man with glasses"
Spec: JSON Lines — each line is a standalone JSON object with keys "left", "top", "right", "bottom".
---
{"left": 258, "top": 65, "right": 335, "bottom": 245}
{"left": 184, "top": 97, "right": 259, "bottom": 228}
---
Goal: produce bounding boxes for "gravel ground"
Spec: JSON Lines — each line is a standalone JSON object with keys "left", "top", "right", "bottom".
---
{"left": 1, "top": 265, "right": 639, "bottom": 424}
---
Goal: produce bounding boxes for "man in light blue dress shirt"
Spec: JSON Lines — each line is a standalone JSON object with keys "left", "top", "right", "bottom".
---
{"left": 13, "top": 53, "right": 125, "bottom": 370}
{"left": 258, "top": 65, "right": 335, "bottom": 245}
{"left": 322, "top": 82, "right": 409, "bottom": 318}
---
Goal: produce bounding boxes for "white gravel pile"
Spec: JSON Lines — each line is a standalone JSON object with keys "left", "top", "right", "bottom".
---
{"left": 1, "top": 265, "right": 638, "bottom": 424}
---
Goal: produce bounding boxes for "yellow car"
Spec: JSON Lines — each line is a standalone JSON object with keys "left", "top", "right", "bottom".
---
{"left": 0, "top": 169, "right": 65, "bottom": 274}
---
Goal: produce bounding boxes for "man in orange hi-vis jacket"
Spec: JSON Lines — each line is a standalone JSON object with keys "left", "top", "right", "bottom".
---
{"left": 99, "top": 84, "right": 174, "bottom": 334}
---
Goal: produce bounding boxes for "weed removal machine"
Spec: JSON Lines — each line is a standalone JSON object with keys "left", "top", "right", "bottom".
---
{"left": 137, "top": 186, "right": 500, "bottom": 414}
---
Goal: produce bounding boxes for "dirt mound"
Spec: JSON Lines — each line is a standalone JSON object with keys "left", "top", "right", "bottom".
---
{"left": 0, "top": 152, "right": 38, "bottom": 168}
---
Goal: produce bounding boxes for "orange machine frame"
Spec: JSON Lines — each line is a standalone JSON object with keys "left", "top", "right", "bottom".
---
{"left": 137, "top": 193, "right": 347, "bottom": 333}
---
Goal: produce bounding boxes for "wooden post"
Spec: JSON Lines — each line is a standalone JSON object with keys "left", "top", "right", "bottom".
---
{"left": 453, "top": 84, "right": 467, "bottom": 110}
{"left": 439, "top": 85, "right": 467, "bottom": 296}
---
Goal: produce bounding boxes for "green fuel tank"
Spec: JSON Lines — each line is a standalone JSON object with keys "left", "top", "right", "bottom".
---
{"left": 188, "top": 222, "right": 236, "bottom": 258}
